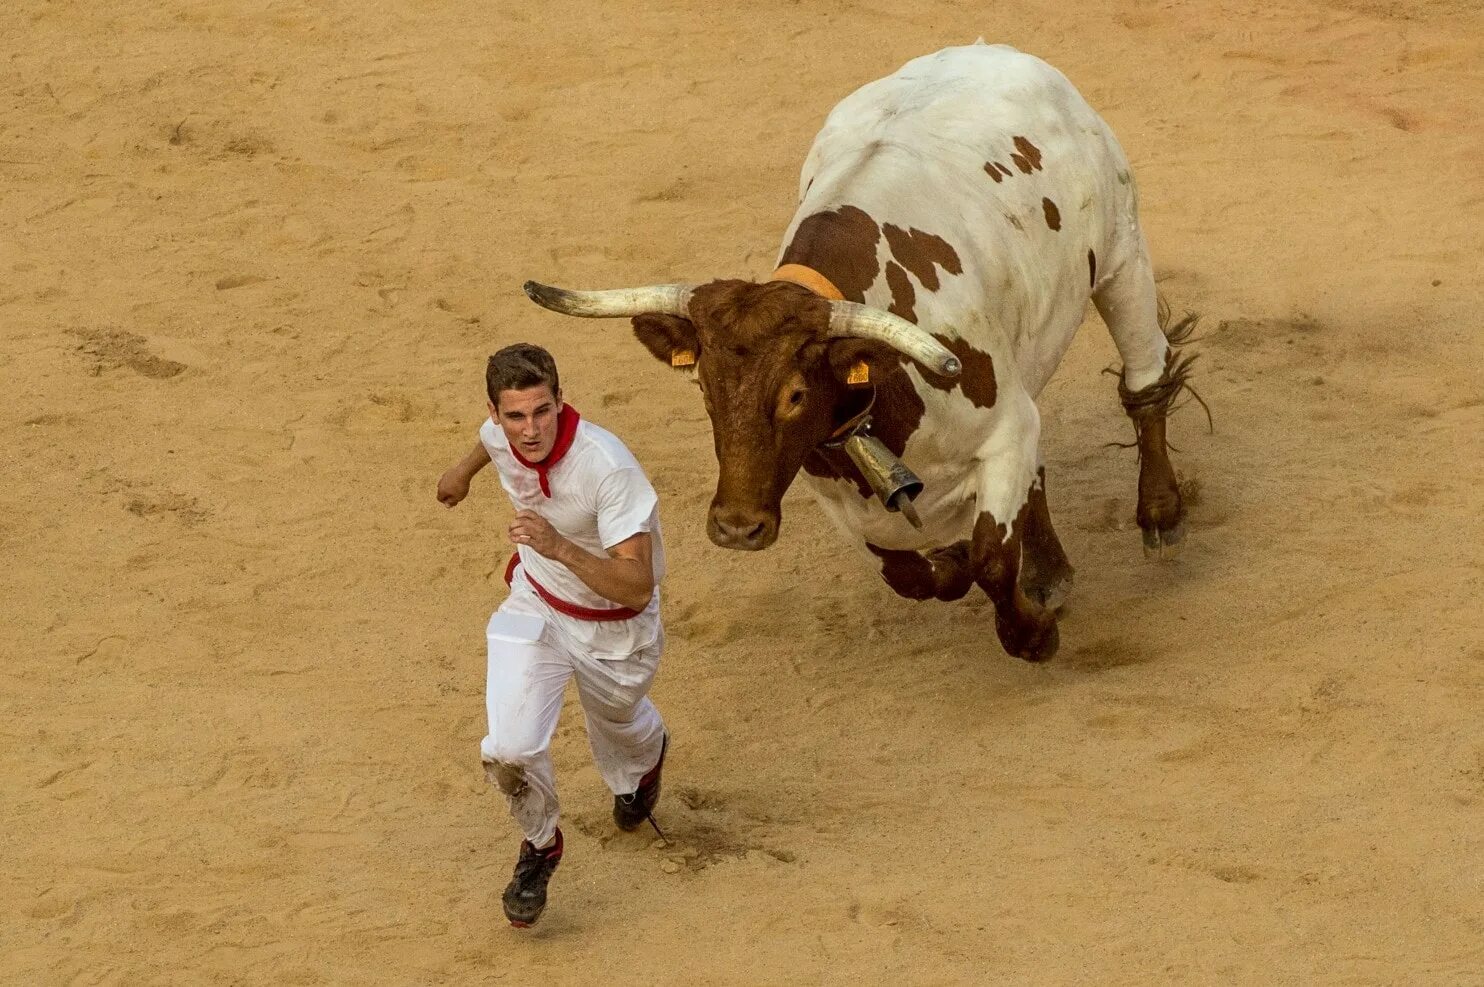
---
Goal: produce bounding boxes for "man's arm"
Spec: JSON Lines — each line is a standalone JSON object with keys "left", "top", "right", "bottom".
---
{"left": 437, "top": 440, "right": 491, "bottom": 508}
{"left": 509, "top": 511, "right": 655, "bottom": 611}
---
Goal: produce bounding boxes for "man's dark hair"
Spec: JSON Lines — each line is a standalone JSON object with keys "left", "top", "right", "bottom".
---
{"left": 487, "top": 343, "right": 560, "bottom": 407}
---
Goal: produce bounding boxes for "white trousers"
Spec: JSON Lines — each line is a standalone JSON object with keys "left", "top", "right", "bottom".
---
{"left": 479, "top": 593, "right": 665, "bottom": 848}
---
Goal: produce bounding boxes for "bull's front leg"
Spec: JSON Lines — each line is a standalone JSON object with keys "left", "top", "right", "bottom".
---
{"left": 969, "top": 398, "right": 1059, "bottom": 662}
{"left": 867, "top": 541, "right": 975, "bottom": 602}
{"left": 972, "top": 504, "right": 1059, "bottom": 662}
{"left": 1020, "top": 465, "right": 1075, "bottom": 611}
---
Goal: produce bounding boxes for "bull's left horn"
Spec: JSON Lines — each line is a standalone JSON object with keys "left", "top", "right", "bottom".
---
{"left": 827, "top": 301, "right": 961, "bottom": 377}
{"left": 522, "top": 281, "right": 695, "bottom": 319}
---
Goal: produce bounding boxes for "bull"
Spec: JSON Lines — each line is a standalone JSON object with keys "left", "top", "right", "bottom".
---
{"left": 523, "top": 42, "right": 1195, "bottom": 662}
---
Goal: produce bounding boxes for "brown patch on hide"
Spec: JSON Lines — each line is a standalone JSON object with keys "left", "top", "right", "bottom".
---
{"left": 918, "top": 335, "right": 996, "bottom": 409}
{"left": 882, "top": 224, "right": 962, "bottom": 292}
{"left": 1042, "top": 198, "right": 1061, "bottom": 231}
{"left": 983, "top": 161, "right": 1004, "bottom": 183}
{"left": 779, "top": 204, "right": 882, "bottom": 303}
{"left": 1013, "top": 136, "right": 1044, "bottom": 171}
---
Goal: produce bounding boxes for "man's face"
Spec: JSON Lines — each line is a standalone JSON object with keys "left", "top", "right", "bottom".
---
{"left": 490, "top": 384, "right": 562, "bottom": 462}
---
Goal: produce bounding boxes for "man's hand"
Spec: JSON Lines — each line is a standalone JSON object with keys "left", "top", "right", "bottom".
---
{"left": 517, "top": 524, "right": 656, "bottom": 611}
{"left": 437, "top": 467, "right": 471, "bottom": 508}
{"left": 510, "top": 510, "right": 571, "bottom": 560}
{"left": 437, "top": 441, "right": 492, "bottom": 508}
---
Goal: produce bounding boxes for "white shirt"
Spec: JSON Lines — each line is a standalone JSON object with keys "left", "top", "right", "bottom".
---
{"left": 480, "top": 413, "right": 665, "bottom": 655}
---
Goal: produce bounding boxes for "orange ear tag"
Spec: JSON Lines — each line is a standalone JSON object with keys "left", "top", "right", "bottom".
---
{"left": 846, "top": 360, "right": 871, "bottom": 386}
{"left": 671, "top": 349, "right": 696, "bottom": 368}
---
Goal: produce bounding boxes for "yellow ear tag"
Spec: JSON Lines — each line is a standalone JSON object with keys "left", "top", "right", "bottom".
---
{"left": 846, "top": 360, "right": 871, "bottom": 386}
{"left": 671, "top": 349, "right": 696, "bottom": 368}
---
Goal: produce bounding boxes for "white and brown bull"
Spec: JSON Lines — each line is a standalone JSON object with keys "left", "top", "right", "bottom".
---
{"left": 524, "top": 42, "right": 1195, "bottom": 662}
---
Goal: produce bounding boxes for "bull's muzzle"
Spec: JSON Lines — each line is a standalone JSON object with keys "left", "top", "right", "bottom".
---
{"left": 707, "top": 504, "right": 779, "bottom": 551}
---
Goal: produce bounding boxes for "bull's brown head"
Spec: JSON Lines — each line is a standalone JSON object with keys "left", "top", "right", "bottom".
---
{"left": 523, "top": 278, "right": 959, "bottom": 550}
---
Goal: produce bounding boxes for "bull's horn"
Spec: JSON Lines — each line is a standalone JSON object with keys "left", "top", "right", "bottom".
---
{"left": 827, "top": 301, "right": 961, "bottom": 377}
{"left": 522, "top": 281, "right": 695, "bottom": 319}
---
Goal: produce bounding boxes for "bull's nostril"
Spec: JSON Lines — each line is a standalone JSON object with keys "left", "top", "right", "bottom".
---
{"left": 709, "top": 508, "right": 775, "bottom": 550}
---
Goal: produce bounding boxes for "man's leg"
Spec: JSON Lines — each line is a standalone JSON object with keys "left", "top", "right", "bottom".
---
{"left": 571, "top": 635, "right": 666, "bottom": 815}
{"left": 479, "top": 610, "right": 570, "bottom": 849}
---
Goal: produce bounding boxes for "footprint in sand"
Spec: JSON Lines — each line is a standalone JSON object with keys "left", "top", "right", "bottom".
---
{"left": 215, "top": 273, "right": 269, "bottom": 290}
{"left": 73, "top": 329, "right": 187, "bottom": 379}
{"left": 123, "top": 489, "right": 207, "bottom": 526}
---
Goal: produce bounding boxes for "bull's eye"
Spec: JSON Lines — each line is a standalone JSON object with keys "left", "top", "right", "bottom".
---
{"left": 788, "top": 389, "right": 805, "bottom": 406}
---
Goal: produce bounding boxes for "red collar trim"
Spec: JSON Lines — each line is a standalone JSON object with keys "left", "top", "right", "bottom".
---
{"left": 509, "top": 405, "right": 581, "bottom": 497}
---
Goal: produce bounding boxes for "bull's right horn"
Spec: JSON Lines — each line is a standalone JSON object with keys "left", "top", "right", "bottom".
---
{"left": 827, "top": 301, "right": 961, "bottom": 377}
{"left": 522, "top": 281, "right": 695, "bottom": 319}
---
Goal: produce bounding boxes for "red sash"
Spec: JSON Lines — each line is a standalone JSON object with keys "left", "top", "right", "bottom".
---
{"left": 504, "top": 553, "right": 641, "bottom": 622}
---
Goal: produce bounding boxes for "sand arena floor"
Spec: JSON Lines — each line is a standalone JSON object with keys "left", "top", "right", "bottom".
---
{"left": 3, "top": 0, "right": 1481, "bottom": 983}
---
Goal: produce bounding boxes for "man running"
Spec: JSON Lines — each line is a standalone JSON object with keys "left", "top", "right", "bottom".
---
{"left": 437, "top": 342, "right": 668, "bottom": 928}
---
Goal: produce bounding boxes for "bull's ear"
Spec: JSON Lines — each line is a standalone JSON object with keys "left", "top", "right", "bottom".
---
{"left": 827, "top": 338, "right": 898, "bottom": 388}
{"left": 632, "top": 314, "right": 700, "bottom": 369}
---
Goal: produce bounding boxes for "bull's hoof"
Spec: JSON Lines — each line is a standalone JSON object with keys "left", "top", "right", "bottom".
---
{"left": 998, "top": 614, "right": 1059, "bottom": 663}
{"left": 1141, "top": 519, "right": 1186, "bottom": 560}
{"left": 1023, "top": 571, "right": 1073, "bottom": 612}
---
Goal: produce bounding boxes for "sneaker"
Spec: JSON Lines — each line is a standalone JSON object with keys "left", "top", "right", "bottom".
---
{"left": 502, "top": 827, "right": 562, "bottom": 928}
{"left": 613, "top": 733, "right": 668, "bottom": 832}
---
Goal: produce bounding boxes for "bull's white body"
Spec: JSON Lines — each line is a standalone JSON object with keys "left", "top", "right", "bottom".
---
{"left": 781, "top": 43, "right": 1170, "bottom": 552}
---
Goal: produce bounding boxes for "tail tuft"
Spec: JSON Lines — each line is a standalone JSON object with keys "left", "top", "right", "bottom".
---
{"left": 1108, "top": 296, "right": 1212, "bottom": 443}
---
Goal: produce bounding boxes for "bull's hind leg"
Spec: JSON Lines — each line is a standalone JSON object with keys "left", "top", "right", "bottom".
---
{"left": 1020, "top": 465, "right": 1074, "bottom": 610}
{"left": 1092, "top": 236, "right": 1194, "bottom": 558}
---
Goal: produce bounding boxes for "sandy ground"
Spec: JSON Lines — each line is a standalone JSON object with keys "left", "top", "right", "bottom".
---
{"left": 4, "top": 0, "right": 1482, "bottom": 983}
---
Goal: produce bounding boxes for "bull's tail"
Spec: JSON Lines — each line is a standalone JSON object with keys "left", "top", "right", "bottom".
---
{"left": 1105, "top": 296, "right": 1211, "bottom": 449}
